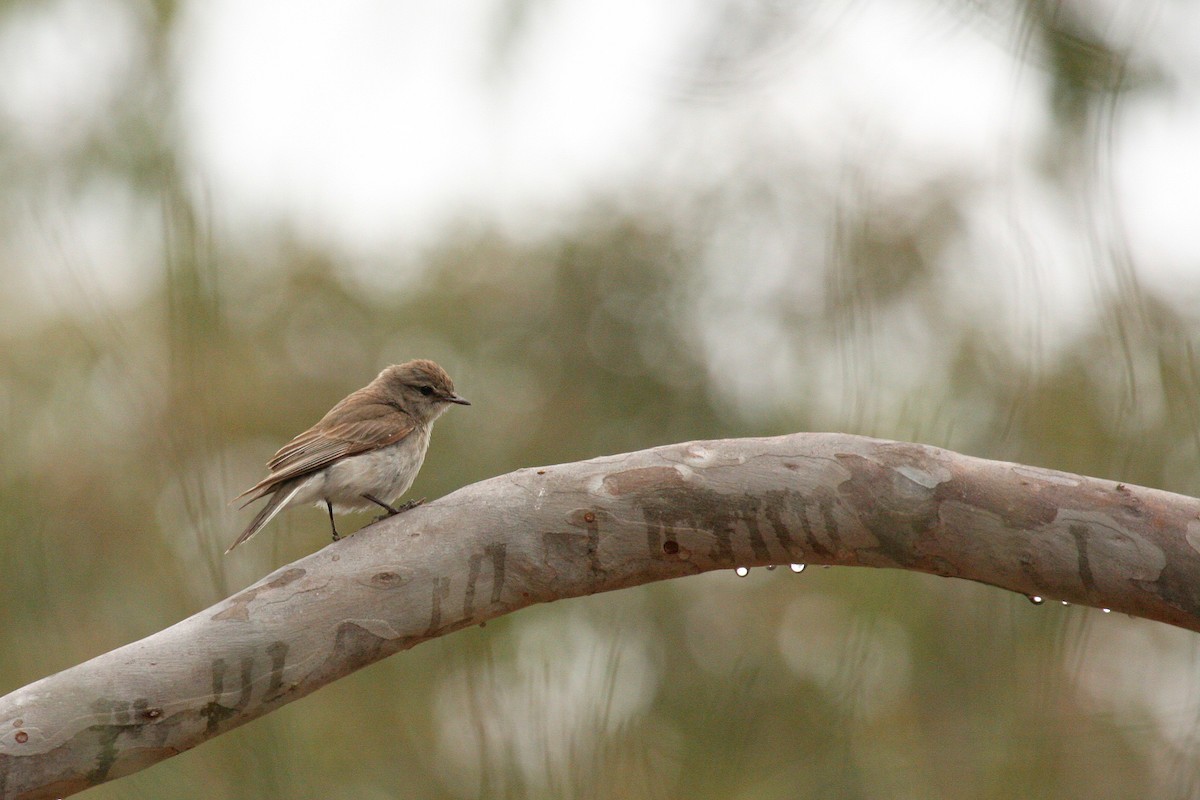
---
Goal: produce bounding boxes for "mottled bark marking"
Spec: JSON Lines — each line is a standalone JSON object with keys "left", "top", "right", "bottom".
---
{"left": 213, "top": 568, "right": 306, "bottom": 622}
{"left": 603, "top": 466, "right": 684, "bottom": 495}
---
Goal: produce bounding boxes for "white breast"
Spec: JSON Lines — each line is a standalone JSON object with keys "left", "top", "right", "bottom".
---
{"left": 295, "top": 425, "right": 432, "bottom": 513}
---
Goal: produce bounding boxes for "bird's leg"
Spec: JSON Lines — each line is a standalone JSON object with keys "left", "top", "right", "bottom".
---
{"left": 364, "top": 494, "right": 425, "bottom": 523}
{"left": 363, "top": 494, "right": 401, "bottom": 515}
{"left": 327, "top": 500, "right": 340, "bottom": 542}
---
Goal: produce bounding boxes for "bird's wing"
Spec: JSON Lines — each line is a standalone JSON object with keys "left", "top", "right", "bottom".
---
{"left": 235, "top": 398, "right": 416, "bottom": 505}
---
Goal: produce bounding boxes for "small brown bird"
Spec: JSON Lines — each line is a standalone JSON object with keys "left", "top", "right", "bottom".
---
{"left": 226, "top": 359, "right": 470, "bottom": 552}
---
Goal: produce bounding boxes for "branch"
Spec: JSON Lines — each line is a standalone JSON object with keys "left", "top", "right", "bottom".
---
{"left": 3, "top": 433, "right": 1199, "bottom": 797}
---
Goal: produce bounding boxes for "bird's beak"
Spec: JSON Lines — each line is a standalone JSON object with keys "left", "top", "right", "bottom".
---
{"left": 447, "top": 393, "right": 471, "bottom": 406}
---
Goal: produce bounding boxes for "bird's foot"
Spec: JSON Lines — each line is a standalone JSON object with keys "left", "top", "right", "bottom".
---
{"left": 369, "top": 496, "right": 425, "bottom": 523}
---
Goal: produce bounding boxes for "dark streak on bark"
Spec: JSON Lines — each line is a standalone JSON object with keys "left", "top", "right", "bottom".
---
{"left": 488, "top": 543, "right": 506, "bottom": 604}
{"left": 585, "top": 513, "right": 601, "bottom": 581}
{"left": 1069, "top": 524, "right": 1097, "bottom": 594}
{"left": 427, "top": 577, "right": 451, "bottom": 635}
{"left": 464, "top": 551, "right": 483, "bottom": 619}
{"left": 797, "top": 501, "right": 833, "bottom": 558}
{"left": 818, "top": 495, "right": 845, "bottom": 553}
{"left": 744, "top": 507, "right": 770, "bottom": 561}
{"left": 711, "top": 514, "right": 734, "bottom": 564}
{"left": 645, "top": 517, "right": 663, "bottom": 559}
{"left": 264, "top": 642, "right": 289, "bottom": 702}
{"left": 764, "top": 498, "right": 799, "bottom": 559}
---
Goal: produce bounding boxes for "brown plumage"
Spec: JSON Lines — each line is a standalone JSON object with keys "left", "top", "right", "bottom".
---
{"left": 227, "top": 359, "right": 469, "bottom": 552}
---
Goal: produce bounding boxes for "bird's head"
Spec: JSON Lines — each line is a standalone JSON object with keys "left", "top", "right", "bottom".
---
{"left": 376, "top": 359, "right": 470, "bottom": 423}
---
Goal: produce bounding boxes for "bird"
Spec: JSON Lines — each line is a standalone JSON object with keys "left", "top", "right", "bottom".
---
{"left": 226, "top": 359, "right": 470, "bottom": 552}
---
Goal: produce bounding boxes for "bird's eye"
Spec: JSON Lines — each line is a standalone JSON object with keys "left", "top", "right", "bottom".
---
{"left": 419, "top": 385, "right": 434, "bottom": 396}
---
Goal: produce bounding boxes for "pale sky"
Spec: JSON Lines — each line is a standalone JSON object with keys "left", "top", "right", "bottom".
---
{"left": 1, "top": 0, "right": 1197, "bottom": 339}
{"left": 167, "top": 0, "right": 1200, "bottom": 291}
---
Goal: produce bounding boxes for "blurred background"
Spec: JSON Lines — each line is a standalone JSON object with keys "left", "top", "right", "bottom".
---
{"left": 3, "top": 0, "right": 1200, "bottom": 797}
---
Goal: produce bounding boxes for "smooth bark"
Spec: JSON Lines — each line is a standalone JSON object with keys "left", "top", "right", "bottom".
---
{"left": 3, "top": 433, "right": 1199, "bottom": 798}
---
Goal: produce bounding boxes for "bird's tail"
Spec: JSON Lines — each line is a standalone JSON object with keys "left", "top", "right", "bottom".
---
{"left": 225, "top": 481, "right": 303, "bottom": 553}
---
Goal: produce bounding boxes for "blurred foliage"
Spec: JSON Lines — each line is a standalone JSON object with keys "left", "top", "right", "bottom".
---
{"left": 3, "top": 0, "right": 1200, "bottom": 798}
